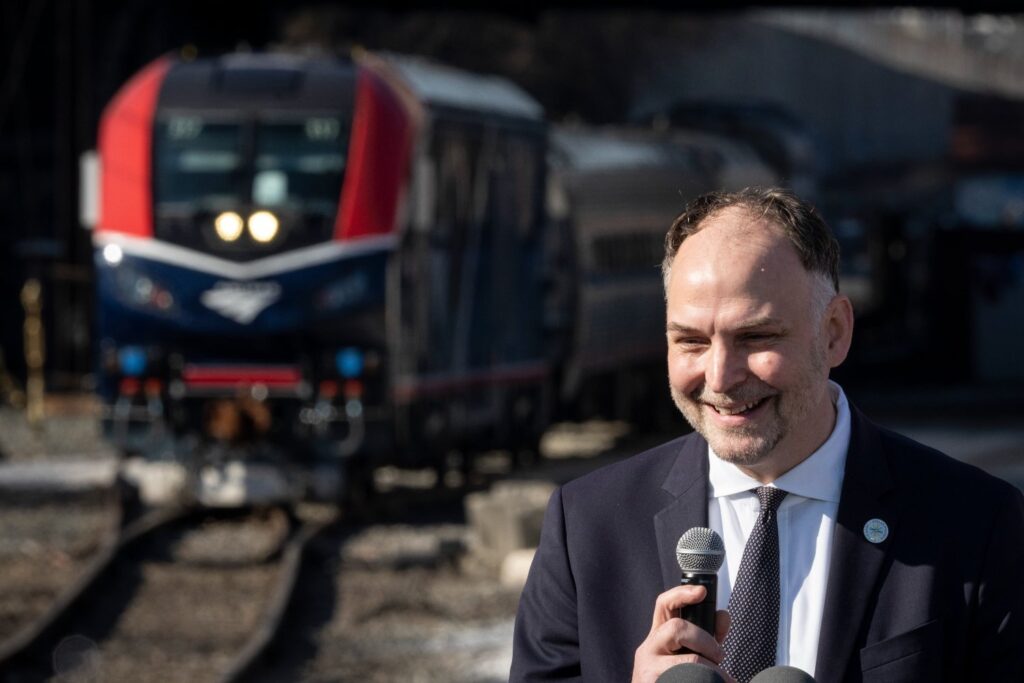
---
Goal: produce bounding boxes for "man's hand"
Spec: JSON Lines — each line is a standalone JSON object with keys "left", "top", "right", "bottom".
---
{"left": 631, "top": 585, "right": 731, "bottom": 683}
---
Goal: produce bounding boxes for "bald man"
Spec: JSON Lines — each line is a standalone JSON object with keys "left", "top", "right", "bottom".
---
{"left": 510, "top": 188, "right": 1024, "bottom": 683}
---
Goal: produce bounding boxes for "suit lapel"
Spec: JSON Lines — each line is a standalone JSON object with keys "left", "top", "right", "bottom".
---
{"left": 654, "top": 434, "right": 711, "bottom": 590}
{"left": 815, "top": 406, "right": 900, "bottom": 682}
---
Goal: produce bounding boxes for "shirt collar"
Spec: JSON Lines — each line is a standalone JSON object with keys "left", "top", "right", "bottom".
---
{"left": 707, "top": 381, "right": 850, "bottom": 502}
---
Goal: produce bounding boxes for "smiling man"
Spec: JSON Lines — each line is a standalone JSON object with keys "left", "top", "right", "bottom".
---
{"left": 510, "top": 188, "right": 1024, "bottom": 683}
{"left": 664, "top": 198, "right": 848, "bottom": 482}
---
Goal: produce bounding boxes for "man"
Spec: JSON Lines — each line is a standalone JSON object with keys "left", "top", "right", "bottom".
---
{"left": 510, "top": 188, "right": 1024, "bottom": 682}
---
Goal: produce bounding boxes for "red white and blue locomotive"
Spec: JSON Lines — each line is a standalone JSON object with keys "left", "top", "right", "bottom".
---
{"left": 89, "top": 50, "right": 777, "bottom": 504}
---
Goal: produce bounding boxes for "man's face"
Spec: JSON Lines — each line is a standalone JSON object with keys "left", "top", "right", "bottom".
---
{"left": 665, "top": 207, "right": 840, "bottom": 473}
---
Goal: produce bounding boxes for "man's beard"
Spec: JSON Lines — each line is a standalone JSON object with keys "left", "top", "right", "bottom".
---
{"left": 671, "top": 380, "right": 785, "bottom": 466}
{"left": 670, "top": 337, "right": 828, "bottom": 467}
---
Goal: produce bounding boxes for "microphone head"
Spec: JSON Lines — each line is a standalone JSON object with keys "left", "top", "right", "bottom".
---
{"left": 749, "top": 666, "right": 816, "bottom": 682}
{"left": 656, "top": 663, "right": 725, "bottom": 683}
{"left": 676, "top": 527, "right": 725, "bottom": 574}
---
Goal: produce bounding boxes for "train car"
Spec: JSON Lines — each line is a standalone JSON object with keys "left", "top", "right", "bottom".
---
{"left": 89, "top": 50, "right": 549, "bottom": 504}
{"left": 546, "top": 126, "right": 778, "bottom": 428}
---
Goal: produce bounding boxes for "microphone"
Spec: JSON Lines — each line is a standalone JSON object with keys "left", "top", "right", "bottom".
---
{"left": 656, "top": 662, "right": 726, "bottom": 683}
{"left": 749, "top": 666, "right": 816, "bottom": 682}
{"left": 674, "top": 527, "right": 725, "bottom": 646}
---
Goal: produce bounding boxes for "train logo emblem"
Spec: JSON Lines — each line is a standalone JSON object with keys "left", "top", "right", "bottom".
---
{"left": 200, "top": 281, "right": 282, "bottom": 324}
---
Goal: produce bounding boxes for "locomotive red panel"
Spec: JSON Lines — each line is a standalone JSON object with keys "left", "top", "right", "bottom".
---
{"left": 97, "top": 56, "right": 172, "bottom": 238}
{"left": 336, "top": 65, "right": 418, "bottom": 241}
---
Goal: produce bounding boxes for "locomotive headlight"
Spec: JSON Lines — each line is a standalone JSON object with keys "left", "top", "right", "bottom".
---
{"left": 102, "top": 244, "right": 124, "bottom": 266}
{"left": 248, "top": 211, "right": 279, "bottom": 243}
{"left": 214, "top": 211, "right": 245, "bottom": 242}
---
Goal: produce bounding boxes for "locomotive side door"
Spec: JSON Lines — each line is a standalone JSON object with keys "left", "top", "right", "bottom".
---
{"left": 392, "top": 116, "right": 490, "bottom": 458}
{"left": 395, "top": 114, "right": 547, "bottom": 459}
{"left": 433, "top": 117, "right": 498, "bottom": 440}
{"left": 448, "top": 120, "right": 548, "bottom": 449}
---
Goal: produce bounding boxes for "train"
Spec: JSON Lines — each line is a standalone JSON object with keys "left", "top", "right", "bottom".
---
{"left": 85, "top": 50, "right": 780, "bottom": 505}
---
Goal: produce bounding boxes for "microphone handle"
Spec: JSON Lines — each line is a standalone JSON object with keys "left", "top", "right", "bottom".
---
{"left": 675, "top": 571, "right": 717, "bottom": 654}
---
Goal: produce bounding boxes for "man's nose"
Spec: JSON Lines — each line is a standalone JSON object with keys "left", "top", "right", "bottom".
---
{"left": 705, "top": 341, "right": 747, "bottom": 393}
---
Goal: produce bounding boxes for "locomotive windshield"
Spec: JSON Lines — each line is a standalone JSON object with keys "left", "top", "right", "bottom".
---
{"left": 153, "top": 113, "right": 350, "bottom": 256}
{"left": 253, "top": 118, "right": 347, "bottom": 215}
{"left": 156, "top": 114, "right": 348, "bottom": 209}
{"left": 156, "top": 117, "right": 243, "bottom": 205}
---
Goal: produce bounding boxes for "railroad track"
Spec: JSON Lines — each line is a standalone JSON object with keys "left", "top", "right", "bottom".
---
{"left": 0, "top": 488, "right": 122, "bottom": 649}
{"left": 0, "top": 496, "right": 334, "bottom": 683}
{"left": 0, "top": 423, "right": 647, "bottom": 681}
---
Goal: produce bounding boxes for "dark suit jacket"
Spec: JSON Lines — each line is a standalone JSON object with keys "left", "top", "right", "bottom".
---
{"left": 510, "top": 406, "right": 1024, "bottom": 682}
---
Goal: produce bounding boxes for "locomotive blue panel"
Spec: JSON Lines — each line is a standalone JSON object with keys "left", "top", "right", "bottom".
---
{"left": 94, "top": 243, "right": 389, "bottom": 346}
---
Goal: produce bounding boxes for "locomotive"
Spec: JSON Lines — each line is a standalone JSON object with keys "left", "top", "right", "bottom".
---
{"left": 87, "top": 50, "right": 778, "bottom": 505}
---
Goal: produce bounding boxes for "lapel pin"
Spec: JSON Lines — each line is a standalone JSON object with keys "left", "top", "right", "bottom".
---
{"left": 863, "top": 518, "right": 889, "bottom": 544}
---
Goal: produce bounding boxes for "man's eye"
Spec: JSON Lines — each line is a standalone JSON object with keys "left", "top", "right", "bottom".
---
{"left": 675, "top": 338, "right": 707, "bottom": 348}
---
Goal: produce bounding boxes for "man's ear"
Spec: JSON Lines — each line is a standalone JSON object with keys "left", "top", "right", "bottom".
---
{"left": 825, "top": 294, "right": 854, "bottom": 369}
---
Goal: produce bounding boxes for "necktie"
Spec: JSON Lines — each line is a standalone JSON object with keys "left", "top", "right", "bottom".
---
{"left": 722, "top": 486, "right": 788, "bottom": 683}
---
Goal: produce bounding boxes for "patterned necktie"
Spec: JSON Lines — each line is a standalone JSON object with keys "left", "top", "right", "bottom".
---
{"left": 722, "top": 486, "right": 788, "bottom": 683}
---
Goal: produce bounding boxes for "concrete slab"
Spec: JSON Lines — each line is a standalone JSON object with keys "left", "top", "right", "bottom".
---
{"left": 500, "top": 548, "right": 537, "bottom": 590}
{"left": 0, "top": 457, "right": 119, "bottom": 493}
{"left": 466, "top": 480, "right": 555, "bottom": 564}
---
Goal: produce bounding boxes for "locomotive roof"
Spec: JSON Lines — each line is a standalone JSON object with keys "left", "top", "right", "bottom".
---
{"left": 159, "top": 52, "right": 356, "bottom": 112}
{"left": 155, "top": 51, "right": 543, "bottom": 122}
{"left": 379, "top": 53, "right": 544, "bottom": 122}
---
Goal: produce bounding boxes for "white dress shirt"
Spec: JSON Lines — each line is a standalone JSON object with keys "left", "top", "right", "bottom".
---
{"left": 707, "top": 381, "right": 851, "bottom": 677}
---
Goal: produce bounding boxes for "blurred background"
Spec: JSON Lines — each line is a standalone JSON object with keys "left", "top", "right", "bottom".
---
{"left": 1, "top": 3, "right": 1023, "bottom": 682}
{"left": 4, "top": 3, "right": 1024, "bottom": 395}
